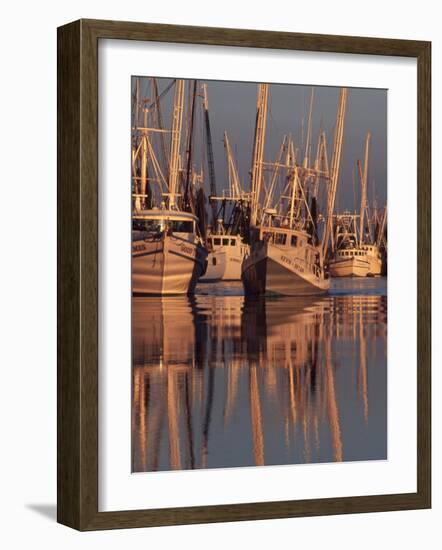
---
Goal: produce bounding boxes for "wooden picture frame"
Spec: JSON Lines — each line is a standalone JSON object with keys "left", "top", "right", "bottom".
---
{"left": 57, "top": 18, "right": 431, "bottom": 530}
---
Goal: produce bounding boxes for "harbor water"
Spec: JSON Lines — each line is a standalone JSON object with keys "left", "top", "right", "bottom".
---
{"left": 132, "top": 277, "right": 387, "bottom": 472}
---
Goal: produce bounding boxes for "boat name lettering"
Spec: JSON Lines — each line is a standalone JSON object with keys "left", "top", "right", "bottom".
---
{"left": 179, "top": 244, "right": 196, "bottom": 256}
{"left": 281, "top": 255, "right": 304, "bottom": 272}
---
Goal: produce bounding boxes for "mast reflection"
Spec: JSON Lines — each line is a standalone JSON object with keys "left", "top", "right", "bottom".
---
{"left": 132, "top": 292, "right": 387, "bottom": 472}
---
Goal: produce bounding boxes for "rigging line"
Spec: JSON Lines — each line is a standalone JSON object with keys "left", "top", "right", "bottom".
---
{"left": 145, "top": 79, "right": 176, "bottom": 111}
{"left": 184, "top": 80, "right": 198, "bottom": 210}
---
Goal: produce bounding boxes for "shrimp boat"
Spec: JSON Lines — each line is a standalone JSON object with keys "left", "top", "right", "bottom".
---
{"left": 328, "top": 229, "right": 382, "bottom": 277}
{"left": 200, "top": 129, "right": 250, "bottom": 282}
{"left": 131, "top": 78, "right": 208, "bottom": 295}
{"left": 202, "top": 231, "right": 249, "bottom": 281}
{"left": 328, "top": 239, "right": 381, "bottom": 277}
{"left": 132, "top": 209, "right": 207, "bottom": 295}
{"left": 329, "top": 251, "right": 370, "bottom": 277}
{"left": 329, "top": 133, "right": 383, "bottom": 277}
{"left": 328, "top": 212, "right": 371, "bottom": 277}
{"left": 242, "top": 222, "right": 329, "bottom": 295}
{"left": 242, "top": 85, "right": 348, "bottom": 296}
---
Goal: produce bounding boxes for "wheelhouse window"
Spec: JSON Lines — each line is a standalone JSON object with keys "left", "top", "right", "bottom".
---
{"left": 214, "top": 238, "right": 221, "bottom": 246}
{"left": 230, "top": 239, "right": 236, "bottom": 246}
{"left": 274, "top": 233, "right": 287, "bottom": 245}
{"left": 133, "top": 218, "right": 165, "bottom": 232}
{"left": 291, "top": 235, "right": 298, "bottom": 247}
{"left": 170, "top": 220, "right": 194, "bottom": 233}
{"left": 222, "top": 238, "right": 229, "bottom": 246}
{"left": 132, "top": 218, "right": 194, "bottom": 233}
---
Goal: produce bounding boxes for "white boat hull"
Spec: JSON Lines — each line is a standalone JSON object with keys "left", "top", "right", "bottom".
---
{"left": 329, "top": 244, "right": 382, "bottom": 277}
{"left": 329, "top": 256, "right": 370, "bottom": 277}
{"left": 200, "top": 250, "right": 227, "bottom": 282}
{"left": 132, "top": 234, "right": 208, "bottom": 295}
{"left": 242, "top": 241, "right": 329, "bottom": 296}
{"left": 366, "top": 255, "right": 382, "bottom": 276}
{"left": 222, "top": 250, "right": 244, "bottom": 280}
{"left": 201, "top": 248, "right": 246, "bottom": 281}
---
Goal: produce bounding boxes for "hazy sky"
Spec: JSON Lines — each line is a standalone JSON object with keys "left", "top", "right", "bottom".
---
{"left": 133, "top": 77, "right": 387, "bottom": 211}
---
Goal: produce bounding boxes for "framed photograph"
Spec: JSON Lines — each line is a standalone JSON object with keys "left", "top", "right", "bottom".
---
{"left": 57, "top": 19, "right": 431, "bottom": 530}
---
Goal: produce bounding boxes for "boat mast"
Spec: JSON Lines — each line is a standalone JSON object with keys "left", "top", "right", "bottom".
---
{"left": 183, "top": 80, "right": 198, "bottom": 211}
{"left": 140, "top": 106, "right": 148, "bottom": 209}
{"left": 151, "top": 78, "right": 169, "bottom": 184}
{"left": 314, "top": 130, "right": 329, "bottom": 193}
{"left": 133, "top": 77, "right": 140, "bottom": 130}
{"left": 224, "top": 132, "right": 250, "bottom": 237}
{"left": 359, "top": 132, "right": 371, "bottom": 245}
{"left": 322, "top": 88, "right": 348, "bottom": 258}
{"left": 224, "top": 131, "right": 241, "bottom": 199}
{"left": 250, "top": 83, "right": 269, "bottom": 227}
{"left": 288, "top": 165, "right": 300, "bottom": 229}
{"left": 202, "top": 83, "right": 218, "bottom": 225}
{"left": 262, "top": 136, "right": 288, "bottom": 213}
{"left": 168, "top": 79, "right": 185, "bottom": 208}
{"left": 131, "top": 78, "right": 143, "bottom": 211}
{"left": 303, "top": 88, "right": 314, "bottom": 170}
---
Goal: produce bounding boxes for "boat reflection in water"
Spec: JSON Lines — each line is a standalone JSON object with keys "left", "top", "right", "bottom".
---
{"left": 132, "top": 281, "right": 387, "bottom": 472}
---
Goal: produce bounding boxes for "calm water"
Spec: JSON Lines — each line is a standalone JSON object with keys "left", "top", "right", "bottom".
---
{"left": 132, "top": 278, "right": 387, "bottom": 472}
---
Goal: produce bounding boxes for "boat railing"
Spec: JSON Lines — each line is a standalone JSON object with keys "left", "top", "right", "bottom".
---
{"left": 288, "top": 250, "right": 323, "bottom": 280}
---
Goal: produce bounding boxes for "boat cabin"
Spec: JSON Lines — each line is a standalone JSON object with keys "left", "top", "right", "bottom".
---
{"left": 335, "top": 249, "right": 367, "bottom": 259}
{"left": 132, "top": 209, "right": 197, "bottom": 235}
{"left": 258, "top": 226, "right": 323, "bottom": 276}
{"left": 259, "top": 226, "right": 310, "bottom": 248}
{"left": 360, "top": 244, "right": 381, "bottom": 258}
{"left": 206, "top": 234, "right": 242, "bottom": 248}
{"left": 334, "top": 245, "right": 380, "bottom": 260}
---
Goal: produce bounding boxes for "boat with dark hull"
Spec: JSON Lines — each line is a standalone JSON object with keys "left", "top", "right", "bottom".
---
{"left": 241, "top": 85, "right": 347, "bottom": 297}
{"left": 242, "top": 227, "right": 329, "bottom": 296}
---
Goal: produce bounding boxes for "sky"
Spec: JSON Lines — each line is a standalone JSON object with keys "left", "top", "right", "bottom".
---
{"left": 132, "top": 77, "right": 387, "bottom": 212}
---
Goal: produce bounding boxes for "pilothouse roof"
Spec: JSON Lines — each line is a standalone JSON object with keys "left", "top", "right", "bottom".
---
{"left": 133, "top": 209, "right": 198, "bottom": 222}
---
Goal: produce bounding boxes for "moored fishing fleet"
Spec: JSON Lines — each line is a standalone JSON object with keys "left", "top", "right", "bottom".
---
{"left": 132, "top": 78, "right": 387, "bottom": 296}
